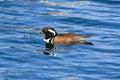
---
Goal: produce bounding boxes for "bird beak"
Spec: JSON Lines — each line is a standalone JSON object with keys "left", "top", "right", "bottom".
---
{"left": 40, "top": 31, "right": 42, "bottom": 34}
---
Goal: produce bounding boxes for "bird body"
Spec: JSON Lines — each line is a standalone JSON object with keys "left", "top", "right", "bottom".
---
{"left": 54, "top": 34, "right": 86, "bottom": 45}
{"left": 42, "top": 27, "right": 93, "bottom": 50}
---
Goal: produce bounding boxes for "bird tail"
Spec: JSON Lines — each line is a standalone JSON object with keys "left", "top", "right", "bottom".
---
{"left": 84, "top": 41, "right": 93, "bottom": 45}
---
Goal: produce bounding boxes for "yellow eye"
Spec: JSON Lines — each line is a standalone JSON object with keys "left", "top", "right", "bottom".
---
{"left": 45, "top": 29, "right": 47, "bottom": 31}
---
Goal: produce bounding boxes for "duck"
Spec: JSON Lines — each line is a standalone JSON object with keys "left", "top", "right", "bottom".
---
{"left": 42, "top": 27, "right": 93, "bottom": 50}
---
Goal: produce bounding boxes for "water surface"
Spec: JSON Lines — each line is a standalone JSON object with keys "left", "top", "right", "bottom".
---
{"left": 0, "top": 0, "right": 120, "bottom": 80}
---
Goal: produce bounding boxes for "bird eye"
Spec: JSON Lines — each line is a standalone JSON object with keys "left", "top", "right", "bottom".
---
{"left": 44, "top": 29, "right": 48, "bottom": 32}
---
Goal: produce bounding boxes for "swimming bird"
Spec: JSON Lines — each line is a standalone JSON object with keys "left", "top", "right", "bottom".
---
{"left": 42, "top": 27, "right": 93, "bottom": 50}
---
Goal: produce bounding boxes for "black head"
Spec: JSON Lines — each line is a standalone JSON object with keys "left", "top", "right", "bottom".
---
{"left": 42, "top": 27, "right": 57, "bottom": 39}
{"left": 42, "top": 27, "right": 57, "bottom": 50}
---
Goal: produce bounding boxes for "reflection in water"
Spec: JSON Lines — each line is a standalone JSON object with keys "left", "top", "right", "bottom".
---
{"left": 43, "top": 51, "right": 56, "bottom": 56}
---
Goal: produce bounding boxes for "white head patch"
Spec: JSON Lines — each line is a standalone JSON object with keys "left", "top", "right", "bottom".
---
{"left": 48, "top": 29, "right": 56, "bottom": 36}
{"left": 44, "top": 38, "right": 50, "bottom": 43}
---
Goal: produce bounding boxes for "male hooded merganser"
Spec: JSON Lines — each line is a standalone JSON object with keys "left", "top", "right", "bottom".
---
{"left": 42, "top": 27, "right": 93, "bottom": 50}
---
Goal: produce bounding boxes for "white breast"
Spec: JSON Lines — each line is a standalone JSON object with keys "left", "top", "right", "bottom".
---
{"left": 44, "top": 38, "right": 51, "bottom": 43}
{"left": 44, "top": 38, "right": 54, "bottom": 44}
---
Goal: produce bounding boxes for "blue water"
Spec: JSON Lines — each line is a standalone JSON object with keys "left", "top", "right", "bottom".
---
{"left": 0, "top": 0, "right": 120, "bottom": 80}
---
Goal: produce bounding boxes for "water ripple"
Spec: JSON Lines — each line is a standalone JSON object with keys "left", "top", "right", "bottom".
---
{"left": 0, "top": 0, "right": 120, "bottom": 80}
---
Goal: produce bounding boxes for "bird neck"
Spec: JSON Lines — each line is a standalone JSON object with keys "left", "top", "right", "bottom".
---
{"left": 44, "top": 37, "right": 56, "bottom": 50}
